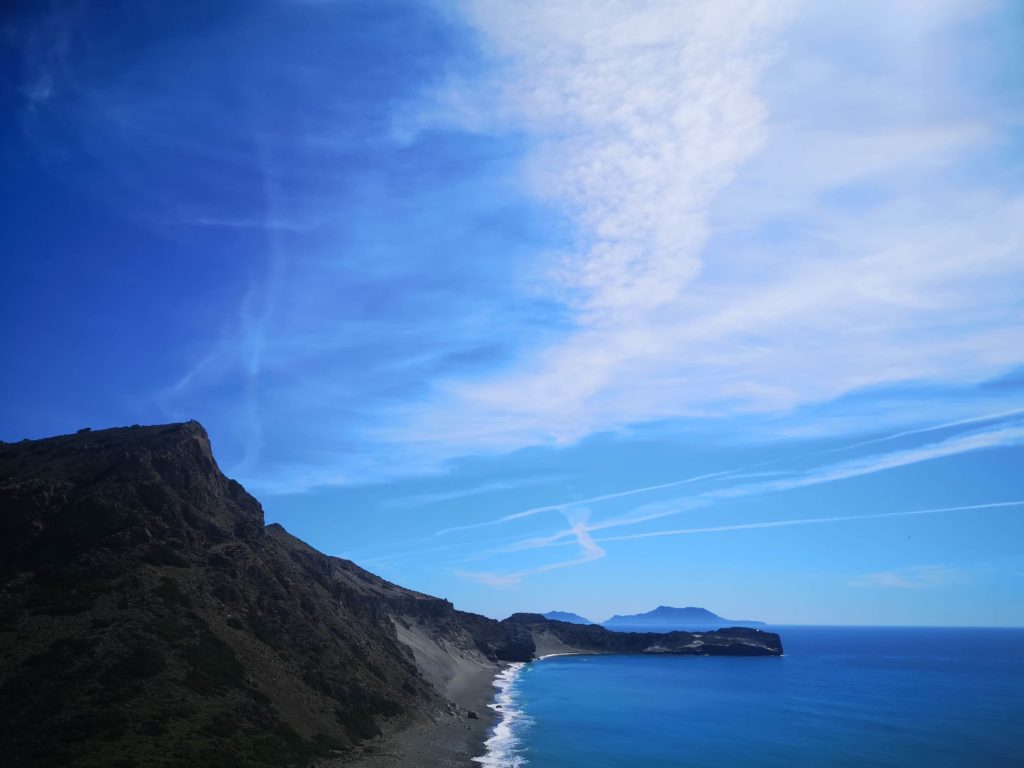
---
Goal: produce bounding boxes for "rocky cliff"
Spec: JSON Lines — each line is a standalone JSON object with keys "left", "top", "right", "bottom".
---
{"left": 0, "top": 423, "right": 781, "bottom": 768}
{"left": 502, "top": 613, "right": 781, "bottom": 657}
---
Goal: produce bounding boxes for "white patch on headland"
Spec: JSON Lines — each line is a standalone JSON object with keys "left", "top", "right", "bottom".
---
{"left": 473, "top": 662, "right": 530, "bottom": 768}
{"left": 535, "top": 652, "right": 583, "bottom": 660}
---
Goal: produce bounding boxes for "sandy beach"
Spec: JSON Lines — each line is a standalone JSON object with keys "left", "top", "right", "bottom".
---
{"left": 337, "top": 658, "right": 504, "bottom": 768}
{"left": 339, "top": 629, "right": 608, "bottom": 767}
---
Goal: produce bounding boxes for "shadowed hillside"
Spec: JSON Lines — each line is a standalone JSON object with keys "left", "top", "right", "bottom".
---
{"left": 0, "top": 423, "right": 452, "bottom": 767}
{"left": 0, "top": 423, "right": 781, "bottom": 767}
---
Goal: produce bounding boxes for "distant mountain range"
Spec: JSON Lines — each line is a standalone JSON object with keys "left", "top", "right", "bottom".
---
{"left": 604, "top": 605, "right": 766, "bottom": 631}
{"left": 545, "top": 606, "right": 767, "bottom": 630}
{"left": 543, "top": 611, "right": 596, "bottom": 625}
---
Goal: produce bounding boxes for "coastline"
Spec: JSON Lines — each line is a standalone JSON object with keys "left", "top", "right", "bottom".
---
{"left": 337, "top": 661, "right": 505, "bottom": 768}
{"left": 472, "top": 662, "right": 527, "bottom": 768}
{"left": 338, "top": 623, "right": 783, "bottom": 767}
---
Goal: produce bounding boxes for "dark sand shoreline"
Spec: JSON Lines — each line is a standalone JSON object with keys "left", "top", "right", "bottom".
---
{"left": 335, "top": 662, "right": 504, "bottom": 768}
{"left": 333, "top": 628, "right": 784, "bottom": 765}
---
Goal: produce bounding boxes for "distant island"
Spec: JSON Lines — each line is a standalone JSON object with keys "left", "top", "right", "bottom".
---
{"left": 543, "top": 610, "right": 596, "bottom": 625}
{"left": 0, "top": 423, "right": 782, "bottom": 768}
{"left": 604, "top": 605, "right": 767, "bottom": 631}
{"left": 544, "top": 607, "right": 765, "bottom": 631}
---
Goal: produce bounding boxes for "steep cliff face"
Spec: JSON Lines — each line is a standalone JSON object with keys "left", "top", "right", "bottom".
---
{"left": 0, "top": 423, "right": 443, "bottom": 768}
{"left": 263, "top": 525, "right": 502, "bottom": 703}
{"left": 0, "top": 423, "right": 782, "bottom": 768}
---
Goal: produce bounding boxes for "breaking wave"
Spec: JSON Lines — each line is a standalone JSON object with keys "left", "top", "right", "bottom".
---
{"left": 472, "top": 662, "right": 531, "bottom": 768}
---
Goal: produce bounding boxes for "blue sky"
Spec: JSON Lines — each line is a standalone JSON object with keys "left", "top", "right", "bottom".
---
{"left": 2, "top": 0, "right": 1023, "bottom": 625}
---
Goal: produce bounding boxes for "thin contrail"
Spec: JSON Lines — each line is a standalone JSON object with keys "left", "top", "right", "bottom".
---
{"left": 596, "top": 500, "right": 1024, "bottom": 543}
{"left": 435, "top": 408, "right": 1024, "bottom": 536}
{"left": 812, "top": 407, "right": 1024, "bottom": 456}
{"left": 469, "top": 423, "right": 1024, "bottom": 556}
{"left": 433, "top": 469, "right": 735, "bottom": 536}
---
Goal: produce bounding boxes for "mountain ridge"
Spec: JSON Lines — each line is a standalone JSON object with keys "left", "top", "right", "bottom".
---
{"left": 604, "top": 605, "right": 767, "bottom": 630}
{"left": 0, "top": 422, "right": 782, "bottom": 767}
{"left": 543, "top": 610, "right": 595, "bottom": 625}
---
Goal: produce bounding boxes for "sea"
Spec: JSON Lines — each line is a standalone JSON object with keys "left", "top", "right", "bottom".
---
{"left": 473, "top": 627, "right": 1024, "bottom": 768}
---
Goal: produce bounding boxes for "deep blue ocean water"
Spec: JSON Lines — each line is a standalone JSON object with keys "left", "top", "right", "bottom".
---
{"left": 475, "top": 627, "right": 1024, "bottom": 767}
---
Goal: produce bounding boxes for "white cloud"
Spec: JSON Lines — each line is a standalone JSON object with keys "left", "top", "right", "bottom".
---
{"left": 148, "top": 0, "right": 1024, "bottom": 495}
{"left": 382, "top": 0, "right": 1024, "bottom": 463}
{"left": 455, "top": 498, "right": 1023, "bottom": 587}
{"left": 437, "top": 408, "right": 1024, "bottom": 537}
{"left": 849, "top": 565, "right": 964, "bottom": 589}
{"left": 382, "top": 475, "right": 561, "bottom": 509}
{"left": 435, "top": 467, "right": 733, "bottom": 536}
{"left": 479, "top": 1, "right": 784, "bottom": 319}
{"left": 480, "top": 422, "right": 1024, "bottom": 556}
{"left": 458, "top": 506, "right": 606, "bottom": 586}
{"left": 600, "top": 502, "right": 1023, "bottom": 546}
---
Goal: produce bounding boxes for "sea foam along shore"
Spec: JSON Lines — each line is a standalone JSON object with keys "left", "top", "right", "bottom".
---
{"left": 472, "top": 662, "right": 529, "bottom": 768}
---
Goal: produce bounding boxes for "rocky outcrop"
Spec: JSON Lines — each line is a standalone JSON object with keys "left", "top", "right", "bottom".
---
{"left": 0, "top": 422, "right": 782, "bottom": 768}
{"left": 490, "top": 615, "right": 782, "bottom": 658}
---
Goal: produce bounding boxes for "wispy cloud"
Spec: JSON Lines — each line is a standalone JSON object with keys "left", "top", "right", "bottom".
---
{"left": 849, "top": 565, "right": 964, "bottom": 589}
{"left": 455, "top": 499, "right": 1024, "bottom": 586}
{"left": 593, "top": 423, "right": 1024, "bottom": 534}
{"left": 440, "top": 407, "right": 1024, "bottom": 585}
{"left": 468, "top": 1, "right": 784, "bottom": 320}
{"left": 377, "top": 0, "right": 1024, "bottom": 471}
{"left": 179, "top": 215, "right": 316, "bottom": 233}
{"left": 447, "top": 415, "right": 1024, "bottom": 544}
{"left": 598, "top": 502, "right": 1024, "bottom": 545}
{"left": 734, "top": 426, "right": 1024, "bottom": 498}
{"left": 81, "top": 0, "right": 1023, "bottom": 495}
{"left": 16, "top": 5, "right": 78, "bottom": 115}
{"left": 383, "top": 475, "right": 561, "bottom": 510}
{"left": 465, "top": 423, "right": 1024, "bottom": 568}
{"left": 436, "top": 409, "right": 1024, "bottom": 536}
{"left": 435, "top": 468, "right": 734, "bottom": 536}
{"left": 393, "top": 0, "right": 793, "bottom": 451}
{"left": 458, "top": 507, "right": 606, "bottom": 586}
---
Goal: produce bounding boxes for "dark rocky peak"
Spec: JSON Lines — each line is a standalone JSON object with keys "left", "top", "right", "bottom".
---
{"left": 0, "top": 422, "right": 439, "bottom": 767}
{"left": 503, "top": 612, "right": 550, "bottom": 624}
{"left": 0, "top": 421, "right": 264, "bottom": 576}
